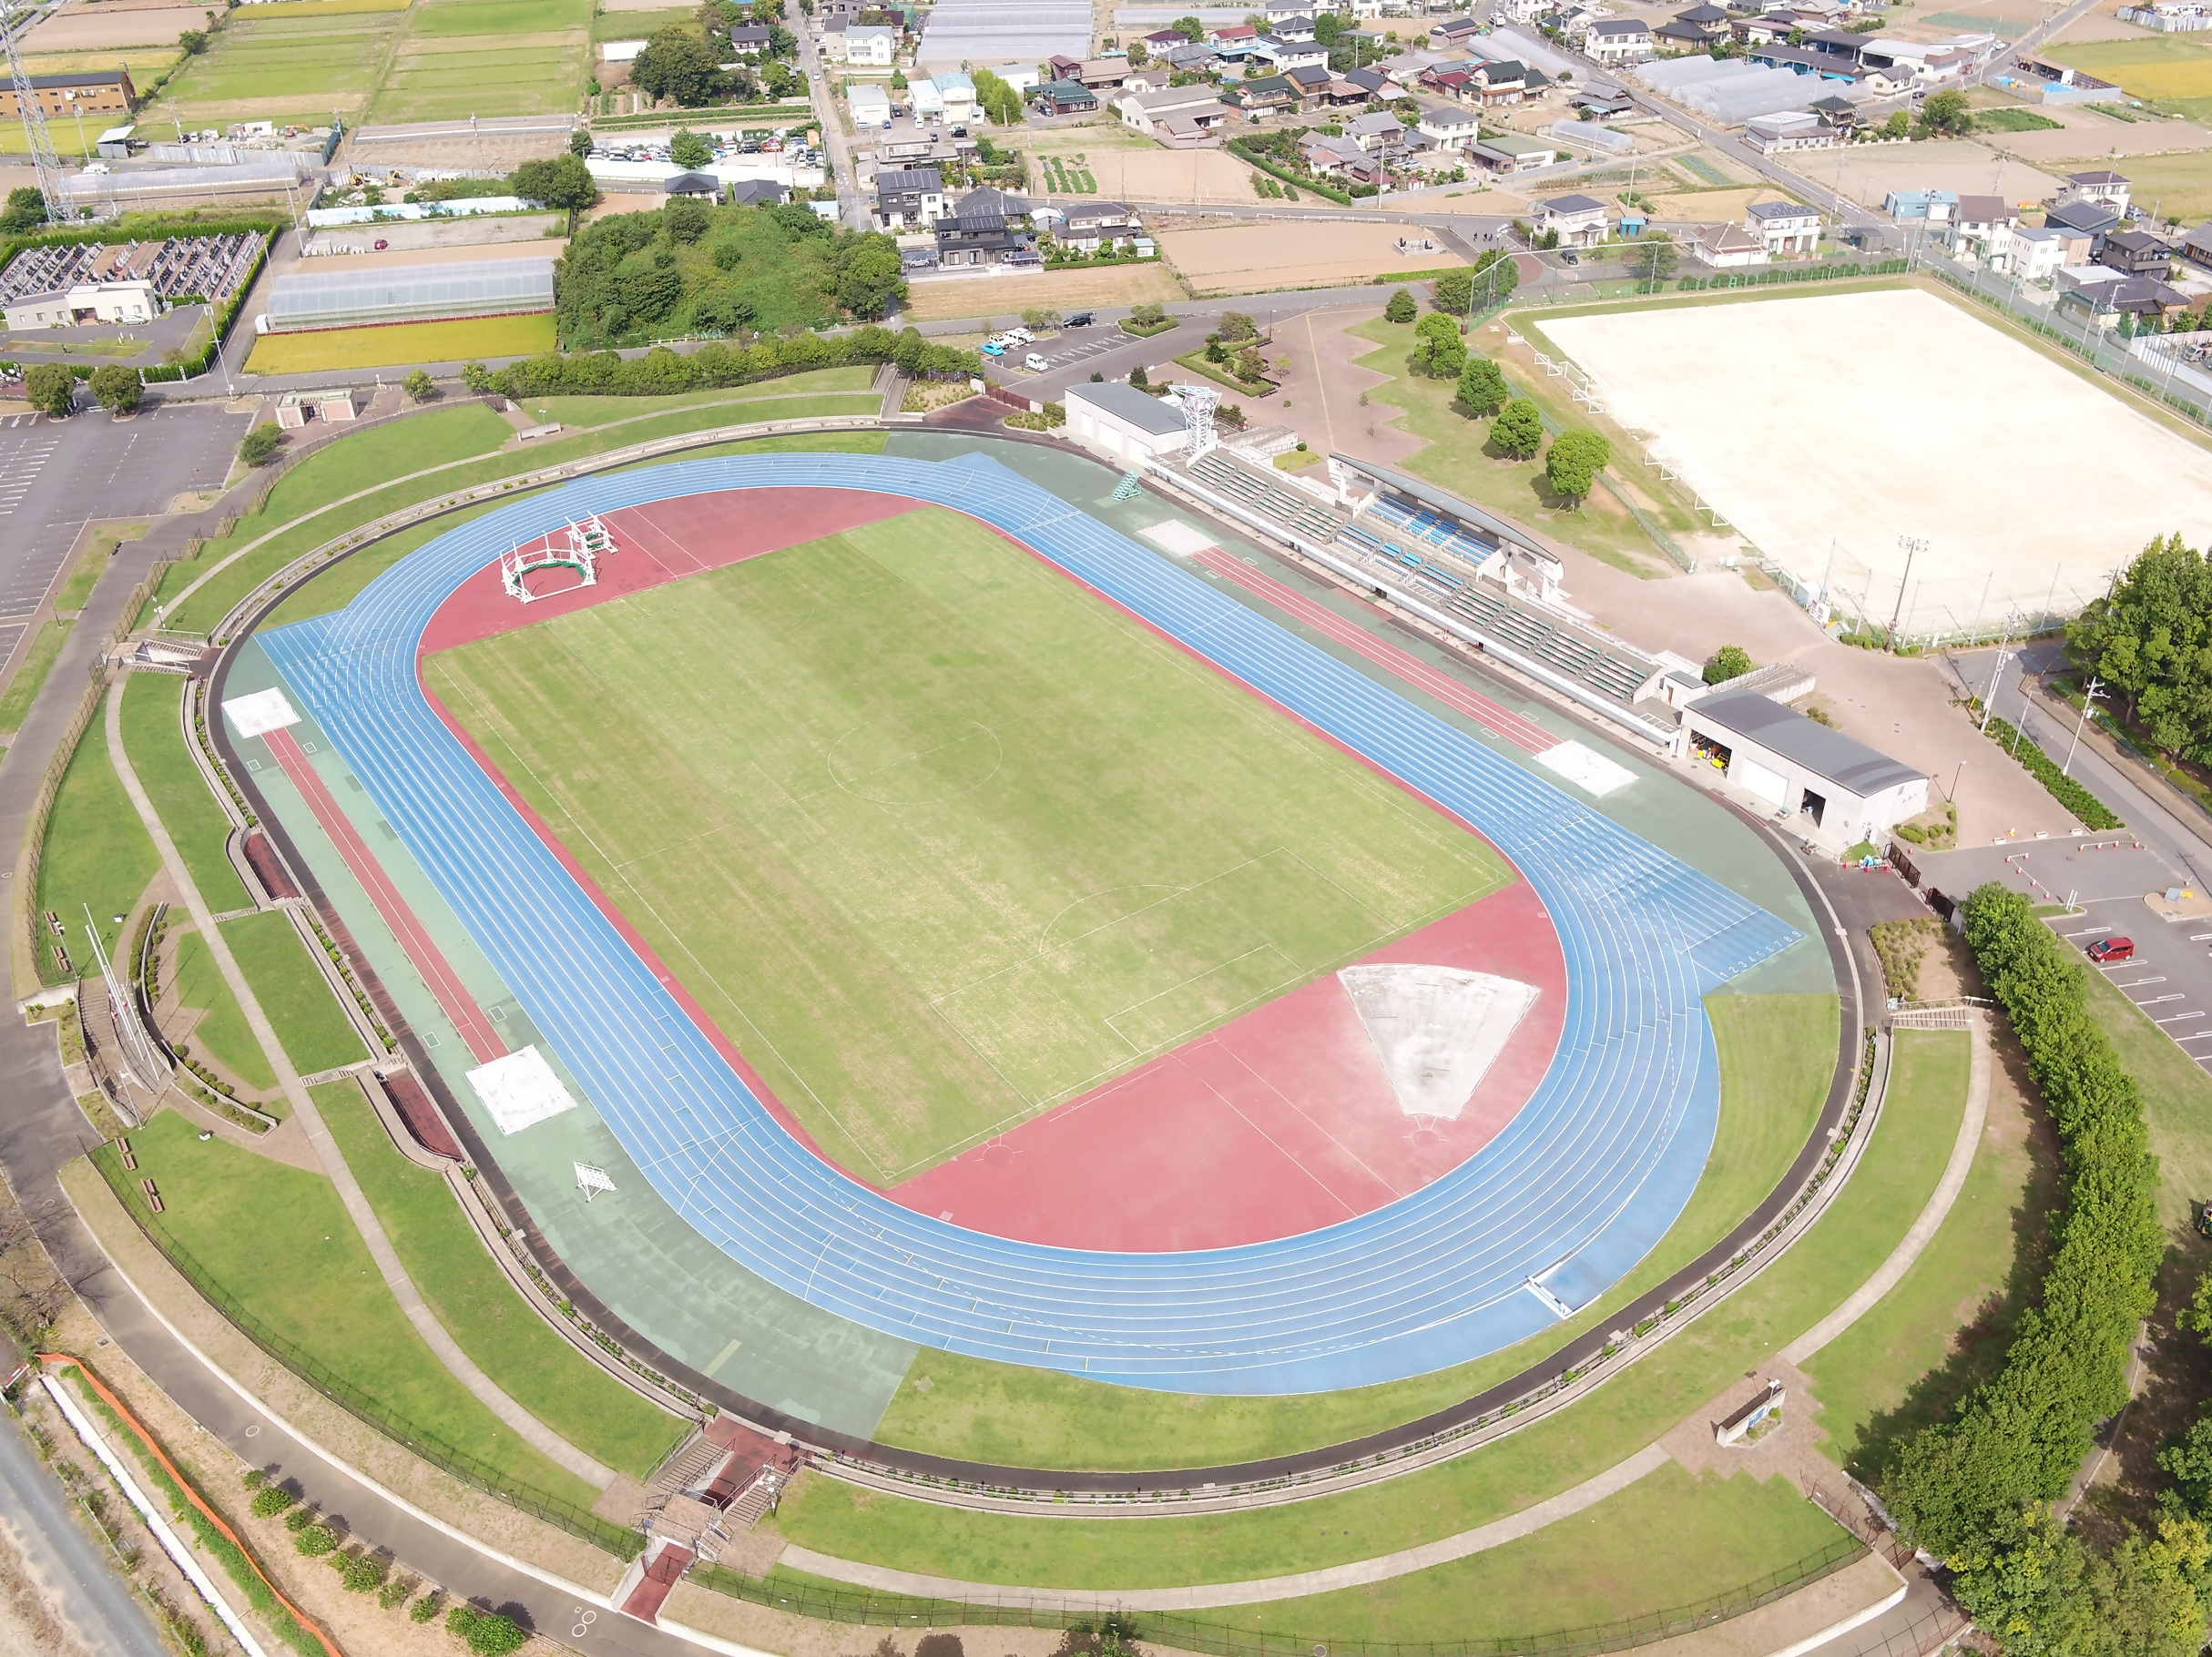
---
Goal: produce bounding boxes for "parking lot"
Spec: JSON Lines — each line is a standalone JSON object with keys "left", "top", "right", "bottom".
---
{"left": 1918, "top": 837, "right": 2212, "bottom": 1073}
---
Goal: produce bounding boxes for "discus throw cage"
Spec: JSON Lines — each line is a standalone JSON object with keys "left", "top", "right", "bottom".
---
{"left": 502, "top": 514, "right": 616, "bottom": 603}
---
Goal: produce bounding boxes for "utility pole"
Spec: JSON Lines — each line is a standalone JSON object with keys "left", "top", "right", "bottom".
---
{"left": 2063, "top": 675, "right": 2107, "bottom": 777}
{"left": 1890, "top": 534, "right": 1926, "bottom": 642}
{"left": 1978, "top": 605, "right": 2018, "bottom": 729}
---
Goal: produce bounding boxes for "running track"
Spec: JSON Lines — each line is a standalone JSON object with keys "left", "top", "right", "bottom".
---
{"left": 252, "top": 453, "right": 1800, "bottom": 1395}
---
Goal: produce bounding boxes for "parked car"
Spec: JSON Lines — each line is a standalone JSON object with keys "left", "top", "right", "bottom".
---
{"left": 2087, "top": 936, "right": 2136, "bottom": 964}
{"left": 1006, "top": 327, "right": 1033, "bottom": 343}
{"left": 1065, "top": 310, "right": 1094, "bottom": 327}
{"left": 1024, "top": 351, "right": 1049, "bottom": 371}
{"left": 982, "top": 341, "right": 1006, "bottom": 356}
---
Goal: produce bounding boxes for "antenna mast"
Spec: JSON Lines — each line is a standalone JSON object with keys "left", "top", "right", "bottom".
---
{"left": 0, "top": 0, "right": 68, "bottom": 223}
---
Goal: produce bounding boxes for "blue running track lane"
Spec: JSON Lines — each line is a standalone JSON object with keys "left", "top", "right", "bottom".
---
{"left": 255, "top": 452, "right": 1800, "bottom": 1395}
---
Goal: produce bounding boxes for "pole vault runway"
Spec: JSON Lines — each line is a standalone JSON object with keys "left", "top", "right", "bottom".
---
{"left": 247, "top": 451, "right": 1801, "bottom": 1397}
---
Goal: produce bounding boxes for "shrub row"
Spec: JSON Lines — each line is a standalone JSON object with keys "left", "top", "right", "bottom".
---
{"left": 1980, "top": 712, "right": 2124, "bottom": 830}
{"left": 1224, "top": 139, "right": 1352, "bottom": 205}
{"left": 1671, "top": 259, "right": 1908, "bottom": 293}
{"left": 1881, "top": 882, "right": 2162, "bottom": 1558}
{"left": 460, "top": 324, "right": 978, "bottom": 400}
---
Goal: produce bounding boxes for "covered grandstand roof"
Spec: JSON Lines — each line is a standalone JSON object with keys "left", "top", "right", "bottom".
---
{"left": 262, "top": 255, "right": 556, "bottom": 332}
{"left": 1328, "top": 453, "right": 1543, "bottom": 559}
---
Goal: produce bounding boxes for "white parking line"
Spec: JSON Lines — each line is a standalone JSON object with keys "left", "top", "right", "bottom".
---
{"left": 2118, "top": 976, "right": 2166, "bottom": 987}
{"left": 2156, "top": 1011, "right": 2205, "bottom": 1023}
{"left": 2064, "top": 925, "right": 2112, "bottom": 937}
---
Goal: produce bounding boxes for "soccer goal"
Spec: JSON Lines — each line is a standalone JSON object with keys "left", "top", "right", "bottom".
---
{"left": 501, "top": 514, "right": 617, "bottom": 604}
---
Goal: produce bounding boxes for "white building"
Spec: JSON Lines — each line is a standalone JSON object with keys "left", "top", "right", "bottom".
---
{"left": 1745, "top": 110, "right": 1840, "bottom": 154}
{"left": 1684, "top": 691, "right": 1928, "bottom": 843}
{"left": 2003, "top": 224, "right": 2070, "bottom": 281}
{"left": 849, "top": 83, "right": 892, "bottom": 127}
{"left": 2057, "top": 169, "right": 2132, "bottom": 212}
{"left": 910, "top": 78, "right": 945, "bottom": 117}
{"left": 934, "top": 71, "right": 976, "bottom": 122}
{"left": 989, "top": 62, "right": 1040, "bottom": 92}
{"left": 1417, "top": 104, "right": 1480, "bottom": 149}
{"left": 1687, "top": 222, "right": 1767, "bottom": 268}
{"left": 4, "top": 278, "right": 157, "bottom": 330}
{"left": 844, "top": 24, "right": 898, "bottom": 66}
{"left": 1746, "top": 199, "right": 1820, "bottom": 256}
{"left": 1534, "top": 192, "right": 1608, "bottom": 248}
{"left": 1065, "top": 381, "right": 1191, "bottom": 460}
{"left": 1585, "top": 18, "right": 1652, "bottom": 62}
{"left": 1115, "top": 82, "right": 1228, "bottom": 133}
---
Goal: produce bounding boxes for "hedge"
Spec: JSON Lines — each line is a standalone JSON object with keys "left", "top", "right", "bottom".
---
{"left": 1225, "top": 139, "right": 1353, "bottom": 206}
{"left": 1980, "top": 712, "right": 2124, "bottom": 830}
{"left": 1881, "top": 882, "right": 2162, "bottom": 1559}
{"left": 464, "top": 325, "right": 979, "bottom": 400}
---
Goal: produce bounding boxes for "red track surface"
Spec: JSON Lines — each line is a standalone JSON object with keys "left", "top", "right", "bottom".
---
{"left": 892, "top": 879, "right": 1564, "bottom": 1251}
{"left": 384, "top": 489, "right": 1571, "bottom": 1250}
{"left": 263, "top": 727, "right": 508, "bottom": 1064}
{"left": 1195, "top": 548, "right": 1556, "bottom": 754}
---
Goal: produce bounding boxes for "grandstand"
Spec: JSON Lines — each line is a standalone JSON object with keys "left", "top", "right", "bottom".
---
{"left": 1177, "top": 448, "right": 1669, "bottom": 718}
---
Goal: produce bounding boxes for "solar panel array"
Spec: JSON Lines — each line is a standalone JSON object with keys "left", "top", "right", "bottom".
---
{"left": 259, "top": 452, "right": 1802, "bottom": 1396}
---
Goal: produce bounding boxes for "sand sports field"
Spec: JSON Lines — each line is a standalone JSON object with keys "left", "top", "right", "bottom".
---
{"left": 1544, "top": 288, "right": 2212, "bottom": 635}
{"left": 1156, "top": 220, "right": 1468, "bottom": 295}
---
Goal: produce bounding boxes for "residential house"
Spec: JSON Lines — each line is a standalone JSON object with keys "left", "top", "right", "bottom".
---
{"left": 1286, "top": 63, "right": 1335, "bottom": 101}
{"left": 1471, "top": 130, "right": 1558, "bottom": 171}
{"left": 872, "top": 166, "right": 946, "bottom": 229}
{"left": 1469, "top": 59, "right": 1531, "bottom": 106}
{"left": 2061, "top": 265, "right": 2188, "bottom": 320}
{"left": 2183, "top": 220, "right": 2212, "bottom": 271}
{"left": 935, "top": 206, "right": 1030, "bottom": 267}
{"left": 1883, "top": 188, "right": 1957, "bottom": 223}
{"left": 2057, "top": 169, "right": 2131, "bottom": 212}
{"left": 1432, "top": 15, "right": 1485, "bottom": 42}
{"left": 1652, "top": 17, "right": 1716, "bottom": 49}
{"left": 1746, "top": 198, "right": 1820, "bottom": 254}
{"left": 2002, "top": 224, "right": 2069, "bottom": 281}
{"left": 1534, "top": 192, "right": 1608, "bottom": 247}
{"left": 1585, "top": 18, "right": 1654, "bottom": 61}
{"left": 2098, "top": 226, "right": 2174, "bottom": 276}
{"left": 1320, "top": 76, "right": 1372, "bottom": 106}
{"left": 1745, "top": 109, "right": 1840, "bottom": 152}
{"left": 729, "top": 23, "right": 774, "bottom": 52}
{"left": 955, "top": 185, "right": 1028, "bottom": 223}
{"left": 1341, "top": 65, "right": 1392, "bottom": 97}
{"left": 1235, "top": 72, "right": 1301, "bottom": 115}
{"left": 1117, "top": 65, "right": 1173, "bottom": 94}
{"left": 2045, "top": 197, "right": 2122, "bottom": 243}
{"left": 727, "top": 178, "right": 790, "bottom": 207}
{"left": 1732, "top": 14, "right": 1791, "bottom": 44}
{"left": 1271, "top": 13, "right": 1320, "bottom": 40}
{"left": 1688, "top": 222, "right": 1768, "bottom": 267}
{"left": 1345, "top": 108, "right": 1410, "bottom": 150}
{"left": 1301, "top": 131, "right": 1369, "bottom": 173}
{"left": 910, "top": 77, "right": 946, "bottom": 118}
{"left": 1673, "top": 4, "right": 1734, "bottom": 36}
{"left": 1116, "top": 81, "right": 1229, "bottom": 132}
{"left": 1035, "top": 79, "right": 1098, "bottom": 114}
{"left": 849, "top": 82, "right": 893, "bottom": 127}
{"left": 1048, "top": 55, "right": 1130, "bottom": 88}
{"left": 1574, "top": 83, "right": 1635, "bottom": 120}
{"left": 1142, "top": 26, "right": 1189, "bottom": 51}
{"left": 1262, "top": 0, "right": 1310, "bottom": 19}
{"left": 1949, "top": 193, "right": 2020, "bottom": 262}
{"left": 1156, "top": 105, "right": 1235, "bottom": 144}
{"left": 844, "top": 24, "right": 898, "bottom": 66}
{"left": 1208, "top": 23, "right": 1259, "bottom": 46}
{"left": 1419, "top": 65, "right": 1477, "bottom": 100}
{"left": 1418, "top": 102, "right": 1481, "bottom": 148}
{"left": 1055, "top": 199, "right": 1140, "bottom": 251}
{"left": 1253, "top": 35, "right": 1330, "bottom": 71}
{"left": 1160, "top": 42, "right": 1216, "bottom": 73}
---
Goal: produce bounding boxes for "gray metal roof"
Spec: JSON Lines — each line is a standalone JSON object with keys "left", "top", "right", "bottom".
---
{"left": 1692, "top": 692, "right": 1925, "bottom": 796}
{"left": 1070, "top": 381, "right": 1188, "bottom": 436}
{"left": 1327, "top": 452, "right": 1539, "bottom": 557}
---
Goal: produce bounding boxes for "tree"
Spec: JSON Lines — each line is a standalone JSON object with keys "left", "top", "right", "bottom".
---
{"left": 509, "top": 152, "right": 597, "bottom": 229}
{"left": 1218, "top": 310, "right": 1256, "bottom": 341}
{"left": 1172, "top": 13, "right": 1203, "bottom": 39}
{"left": 0, "top": 186, "right": 44, "bottom": 234}
{"left": 833, "top": 233, "right": 904, "bottom": 319}
{"left": 2067, "top": 532, "right": 2212, "bottom": 762}
{"left": 23, "top": 364, "right": 73, "bottom": 419}
{"left": 1383, "top": 287, "right": 1416, "bottom": 323}
{"left": 1882, "top": 110, "right": 1910, "bottom": 139}
{"left": 632, "top": 25, "right": 723, "bottom": 106}
{"left": 1128, "top": 363, "right": 1149, "bottom": 389}
{"left": 178, "top": 27, "right": 209, "bottom": 53}
{"left": 568, "top": 127, "right": 593, "bottom": 157}
{"left": 1313, "top": 12, "right": 1343, "bottom": 46}
{"left": 670, "top": 127, "right": 712, "bottom": 168}
{"left": 1544, "top": 429, "right": 1609, "bottom": 503}
{"left": 1703, "top": 644, "right": 1755, "bottom": 685}
{"left": 1127, "top": 41, "right": 1149, "bottom": 66}
{"left": 1455, "top": 356, "right": 1508, "bottom": 417}
{"left": 663, "top": 195, "right": 710, "bottom": 243}
{"left": 1021, "top": 307, "right": 1060, "bottom": 330}
{"left": 1411, "top": 310, "right": 1464, "bottom": 377}
{"left": 1633, "top": 234, "right": 1677, "bottom": 282}
{"left": 617, "top": 249, "right": 683, "bottom": 321}
{"left": 86, "top": 364, "right": 140, "bottom": 414}
{"left": 1917, "top": 88, "right": 1973, "bottom": 138}
{"left": 403, "top": 368, "right": 436, "bottom": 402}
{"left": 1491, "top": 397, "right": 1542, "bottom": 459}
{"left": 240, "top": 423, "right": 283, "bottom": 465}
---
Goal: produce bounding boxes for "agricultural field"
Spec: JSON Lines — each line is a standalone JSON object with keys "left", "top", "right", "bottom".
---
{"left": 141, "top": 7, "right": 406, "bottom": 125}
{"left": 1157, "top": 219, "right": 1467, "bottom": 295}
{"left": 898, "top": 260, "right": 1184, "bottom": 322}
{"left": 429, "top": 505, "right": 1511, "bottom": 1183}
{"left": 243, "top": 312, "right": 556, "bottom": 373}
{"left": 2049, "top": 33, "right": 2212, "bottom": 103}
{"left": 371, "top": 0, "right": 592, "bottom": 123}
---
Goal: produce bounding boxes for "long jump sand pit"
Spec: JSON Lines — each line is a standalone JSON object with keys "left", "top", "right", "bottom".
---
{"left": 1544, "top": 288, "right": 2212, "bottom": 633}
{"left": 1155, "top": 219, "right": 1467, "bottom": 296}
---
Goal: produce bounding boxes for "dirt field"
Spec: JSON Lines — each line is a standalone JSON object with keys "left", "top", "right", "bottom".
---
{"left": 1038, "top": 145, "right": 1264, "bottom": 206}
{"left": 1155, "top": 219, "right": 1468, "bottom": 295}
{"left": 1976, "top": 99, "right": 2212, "bottom": 161}
{"left": 1644, "top": 186, "right": 1770, "bottom": 223}
{"left": 900, "top": 260, "right": 1184, "bottom": 321}
{"left": 1544, "top": 288, "right": 2212, "bottom": 636}
{"left": 1825, "top": 137, "right": 2061, "bottom": 212}
{"left": 24, "top": 3, "right": 212, "bottom": 49}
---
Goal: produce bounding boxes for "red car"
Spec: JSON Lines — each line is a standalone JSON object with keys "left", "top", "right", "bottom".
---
{"left": 2087, "top": 937, "right": 2136, "bottom": 964}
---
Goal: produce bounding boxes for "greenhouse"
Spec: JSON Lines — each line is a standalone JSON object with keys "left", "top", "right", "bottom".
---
{"left": 260, "top": 255, "right": 556, "bottom": 333}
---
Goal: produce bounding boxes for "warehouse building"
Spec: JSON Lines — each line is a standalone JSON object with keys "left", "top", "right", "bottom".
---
{"left": 1064, "top": 381, "right": 1190, "bottom": 461}
{"left": 257, "top": 254, "right": 556, "bottom": 333}
{"left": 1684, "top": 691, "right": 1927, "bottom": 842}
{"left": 0, "top": 69, "right": 135, "bottom": 120}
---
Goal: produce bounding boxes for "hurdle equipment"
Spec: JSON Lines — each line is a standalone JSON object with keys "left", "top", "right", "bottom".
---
{"left": 576, "top": 1162, "right": 617, "bottom": 1203}
{"left": 502, "top": 513, "right": 617, "bottom": 603}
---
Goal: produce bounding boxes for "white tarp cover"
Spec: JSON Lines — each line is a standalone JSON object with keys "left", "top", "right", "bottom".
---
{"left": 1139, "top": 520, "right": 1218, "bottom": 557}
{"left": 221, "top": 686, "right": 301, "bottom": 738}
{"left": 468, "top": 1045, "right": 580, "bottom": 1135}
{"left": 1339, "top": 964, "right": 1539, "bottom": 1121}
{"left": 1535, "top": 740, "right": 1637, "bottom": 798}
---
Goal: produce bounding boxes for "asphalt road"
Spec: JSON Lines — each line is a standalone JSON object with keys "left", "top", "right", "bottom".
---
{"left": 0, "top": 402, "right": 250, "bottom": 674}
{"left": 0, "top": 1393, "right": 170, "bottom": 1657}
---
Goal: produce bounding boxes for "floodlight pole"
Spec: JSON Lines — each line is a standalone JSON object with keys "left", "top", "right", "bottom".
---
{"left": 2063, "top": 675, "right": 2106, "bottom": 777}
{"left": 1889, "top": 534, "right": 1925, "bottom": 643}
{"left": 1978, "top": 606, "right": 2018, "bottom": 729}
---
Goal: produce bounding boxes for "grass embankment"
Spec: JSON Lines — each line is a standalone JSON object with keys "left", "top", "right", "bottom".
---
{"left": 245, "top": 314, "right": 557, "bottom": 375}
{"left": 95, "top": 1110, "right": 602, "bottom": 1509}
{"left": 1347, "top": 317, "right": 1696, "bottom": 581}
{"left": 313, "top": 1081, "right": 688, "bottom": 1479}
{"left": 118, "top": 674, "right": 250, "bottom": 912}
{"left": 157, "top": 386, "right": 882, "bottom": 637}
{"left": 872, "top": 993, "right": 1836, "bottom": 1469}
{"left": 431, "top": 505, "right": 1512, "bottom": 1181}
{"left": 34, "top": 718, "right": 160, "bottom": 985}
{"left": 764, "top": 1013, "right": 1958, "bottom": 1595}
{"left": 219, "top": 910, "right": 364, "bottom": 1076}
{"left": 172, "top": 930, "right": 279, "bottom": 1095}
{"left": 1802, "top": 1030, "right": 2030, "bottom": 1477}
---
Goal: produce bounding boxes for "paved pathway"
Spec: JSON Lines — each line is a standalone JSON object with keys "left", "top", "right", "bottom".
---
{"left": 99, "top": 679, "right": 617, "bottom": 1491}
{"left": 780, "top": 1443, "right": 1673, "bottom": 1611}
{"left": 0, "top": 1398, "right": 169, "bottom": 1657}
{"left": 1783, "top": 1013, "right": 1991, "bottom": 1366}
